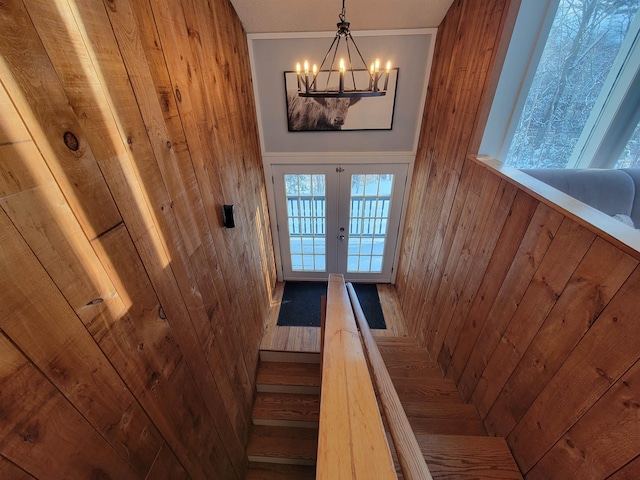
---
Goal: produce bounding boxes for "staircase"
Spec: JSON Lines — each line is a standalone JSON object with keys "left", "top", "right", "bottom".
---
{"left": 246, "top": 338, "right": 523, "bottom": 479}
{"left": 246, "top": 351, "right": 320, "bottom": 479}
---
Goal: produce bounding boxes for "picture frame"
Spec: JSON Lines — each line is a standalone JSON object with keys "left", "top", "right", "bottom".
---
{"left": 284, "top": 68, "right": 398, "bottom": 132}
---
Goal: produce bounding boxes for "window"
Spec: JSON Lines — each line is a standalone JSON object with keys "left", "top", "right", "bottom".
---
{"left": 481, "top": 0, "right": 640, "bottom": 169}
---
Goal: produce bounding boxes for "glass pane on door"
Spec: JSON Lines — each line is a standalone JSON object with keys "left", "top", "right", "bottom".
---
{"left": 347, "top": 174, "right": 394, "bottom": 273}
{"left": 285, "top": 173, "right": 326, "bottom": 272}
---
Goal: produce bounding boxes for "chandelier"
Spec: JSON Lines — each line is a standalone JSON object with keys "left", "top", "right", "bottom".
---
{"left": 296, "top": 0, "right": 391, "bottom": 98}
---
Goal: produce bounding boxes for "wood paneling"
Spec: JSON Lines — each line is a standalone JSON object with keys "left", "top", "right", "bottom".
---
{"left": 0, "top": 0, "right": 275, "bottom": 478}
{"left": 0, "top": 333, "right": 140, "bottom": 479}
{"left": 396, "top": 1, "right": 640, "bottom": 478}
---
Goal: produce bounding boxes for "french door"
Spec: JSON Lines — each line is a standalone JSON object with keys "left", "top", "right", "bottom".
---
{"left": 272, "top": 163, "right": 408, "bottom": 282}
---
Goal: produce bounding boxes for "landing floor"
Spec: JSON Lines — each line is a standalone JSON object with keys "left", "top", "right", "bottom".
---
{"left": 260, "top": 282, "right": 410, "bottom": 353}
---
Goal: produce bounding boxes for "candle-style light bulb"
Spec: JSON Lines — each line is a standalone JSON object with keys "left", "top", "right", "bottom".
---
{"left": 304, "top": 60, "right": 309, "bottom": 74}
{"left": 384, "top": 61, "right": 391, "bottom": 91}
{"left": 312, "top": 64, "right": 317, "bottom": 91}
{"left": 373, "top": 59, "right": 380, "bottom": 91}
{"left": 369, "top": 62, "right": 375, "bottom": 90}
{"left": 296, "top": 62, "right": 302, "bottom": 91}
{"left": 304, "top": 60, "right": 309, "bottom": 93}
{"left": 339, "top": 58, "right": 345, "bottom": 93}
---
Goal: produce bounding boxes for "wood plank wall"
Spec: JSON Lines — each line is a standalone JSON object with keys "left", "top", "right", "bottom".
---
{"left": 0, "top": 0, "right": 275, "bottom": 478}
{"left": 397, "top": 0, "right": 640, "bottom": 478}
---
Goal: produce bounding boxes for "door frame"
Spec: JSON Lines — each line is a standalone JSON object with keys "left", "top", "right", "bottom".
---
{"left": 263, "top": 154, "right": 415, "bottom": 283}
{"left": 272, "top": 163, "right": 339, "bottom": 280}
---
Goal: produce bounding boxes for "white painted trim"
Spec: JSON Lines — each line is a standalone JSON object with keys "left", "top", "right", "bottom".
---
{"left": 247, "top": 37, "right": 267, "bottom": 155}
{"left": 247, "top": 28, "right": 437, "bottom": 41}
{"left": 414, "top": 28, "right": 436, "bottom": 155}
{"left": 249, "top": 28, "right": 430, "bottom": 283}
{"left": 247, "top": 28, "right": 435, "bottom": 156}
{"left": 262, "top": 153, "right": 416, "bottom": 164}
{"left": 266, "top": 160, "right": 414, "bottom": 283}
{"left": 390, "top": 161, "right": 413, "bottom": 284}
{"left": 262, "top": 165, "right": 285, "bottom": 281}
{"left": 264, "top": 158, "right": 416, "bottom": 283}
{"left": 249, "top": 28, "right": 434, "bottom": 156}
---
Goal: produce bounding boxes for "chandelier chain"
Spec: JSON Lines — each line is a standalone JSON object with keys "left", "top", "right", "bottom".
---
{"left": 295, "top": 0, "right": 390, "bottom": 98}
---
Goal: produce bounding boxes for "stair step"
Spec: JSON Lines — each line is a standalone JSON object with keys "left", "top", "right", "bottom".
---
{"left": 377, "top": 346, "right": 443, "bottom": 380}
{"left": 253, "top": 392, "right": 320, "bottom": 428}
{"left": 416, "top": 434, "right": 523, "bottom": 479}
{"left": 256, "top": 361, "right": 321, "bottom": 394}
{"left": 247, "top": 425, "right": 318, "bottom": 466}
{"left": 391, "top": 377, "right": 463, "bottom": 404}
{"left": 374, "top": 336, "right": 420, "bottom": 347}
{"left": 246, "top": 462, "right": 316, "bottom": 480}
{"left": 401, "top": 401, "right": 481, "bottom": 420}
{"left": 259, "top": 351, "right": 321, "bottom": 364}
{"left": 248, "top": 340, "right": 522, "bottom": 479}
{"left": 385, "top": 362, "right": 443, "bottom": 380}
{"left": 377, "top": 348, "right": 437, "bottom": 367}
{"left": 408, "top": 417, "right": 487, "bottom": 436}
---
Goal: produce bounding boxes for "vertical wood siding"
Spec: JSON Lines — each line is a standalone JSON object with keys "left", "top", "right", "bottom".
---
{"left": 0, "top": 0, "right": 275, "bottom": 478}
{"left": 397, "top": 0, "right": 640, "bottom": 478}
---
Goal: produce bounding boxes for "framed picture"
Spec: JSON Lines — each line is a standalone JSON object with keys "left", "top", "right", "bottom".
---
{"left": 284, "top": 68, "right": 398, "bottom": 132}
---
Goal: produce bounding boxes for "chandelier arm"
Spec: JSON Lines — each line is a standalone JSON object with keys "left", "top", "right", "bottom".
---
{"left": 311, "top": 34, "right": 340, "bottom": 90}
{"left": 347, "top": 32, "right": 371, "bottom": 73}
{"left": 323, "top": 35, "right": 342, "bottom": 92}
{"left": 345, "top": 37, "right": 357, "bottom": 91}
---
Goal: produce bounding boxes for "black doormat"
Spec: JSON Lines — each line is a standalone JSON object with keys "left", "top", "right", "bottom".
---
{"left": 277, "top": 281, "right": 387, "bottom": 329}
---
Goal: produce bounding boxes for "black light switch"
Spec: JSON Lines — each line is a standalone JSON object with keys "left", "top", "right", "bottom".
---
{"left": 222, "top": 204, "right": 235, "bottom": 228}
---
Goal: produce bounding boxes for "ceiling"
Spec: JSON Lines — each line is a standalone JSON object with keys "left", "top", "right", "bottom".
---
{"left": 229, "top": 0, "right": 454, "bottom": 33}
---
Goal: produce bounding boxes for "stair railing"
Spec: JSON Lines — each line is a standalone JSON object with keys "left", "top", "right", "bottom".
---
{"left": 346, "top": 282, "right": 434, "bottom": 480}
{"left": 317, "top": 274, "right": 398, "bottom": 479}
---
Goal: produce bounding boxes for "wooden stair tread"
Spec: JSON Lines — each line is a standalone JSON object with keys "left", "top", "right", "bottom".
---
{"left": 383, "top": 356, "right": 439, "bottom": 369}
{"left": 247, "top": 425, "right": 318, "bottom": 465}
{"left": 256, "top": 361, "right": 321, "bottom": 387}
{"left": 401, "top": 401, "right": 481, "bottom": 420}
{"left": 374, "top": 336, "right": 420, "bottom": 346}
{"left": 248, "top": 340, "right": 523, "bottom": 479}
{"left": 376, "top": 344, "right": 441, "bottom": 376}
{"left": 246, "top": 462, "right": 316, "bottom": 480}
{"left": 253, "top": 392, "right": 320, "bottom": 427}
{"left": 391, "top": 377, "right": 463, "bottom": 404}
{"left": 386, "top": 365, "right": 446, "bottom": 380}
{"left": 408, "top": 417, "right": 487, "bottom": 436}
{"left": 415, "top": 434, "right": 523, "bottom": 479}
{"left": 259, "top": 351, "right": 321, "bottom": 364}
{"left": 376, "top": 345, "right": 433, "bottom": 360}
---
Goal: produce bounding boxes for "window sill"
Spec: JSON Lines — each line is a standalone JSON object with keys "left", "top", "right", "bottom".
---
{"left": 472, "top": 155, "right": 640, "bottom": 260}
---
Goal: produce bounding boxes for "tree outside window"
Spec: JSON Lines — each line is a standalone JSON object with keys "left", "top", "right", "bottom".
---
{"left": 505, "top": 0, "right": 640, "bottom": 169}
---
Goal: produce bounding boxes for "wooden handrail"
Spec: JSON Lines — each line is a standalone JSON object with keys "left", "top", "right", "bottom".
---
{"left": 317, "top": 274, "right": 397, "bottom": 480}
{"left": 347, "top": 282, "right": 434, "bottom": 480}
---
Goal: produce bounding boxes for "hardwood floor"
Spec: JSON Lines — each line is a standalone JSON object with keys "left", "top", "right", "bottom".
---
{"left": 260, "top": 282, "right": 410, "bottom": 353}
